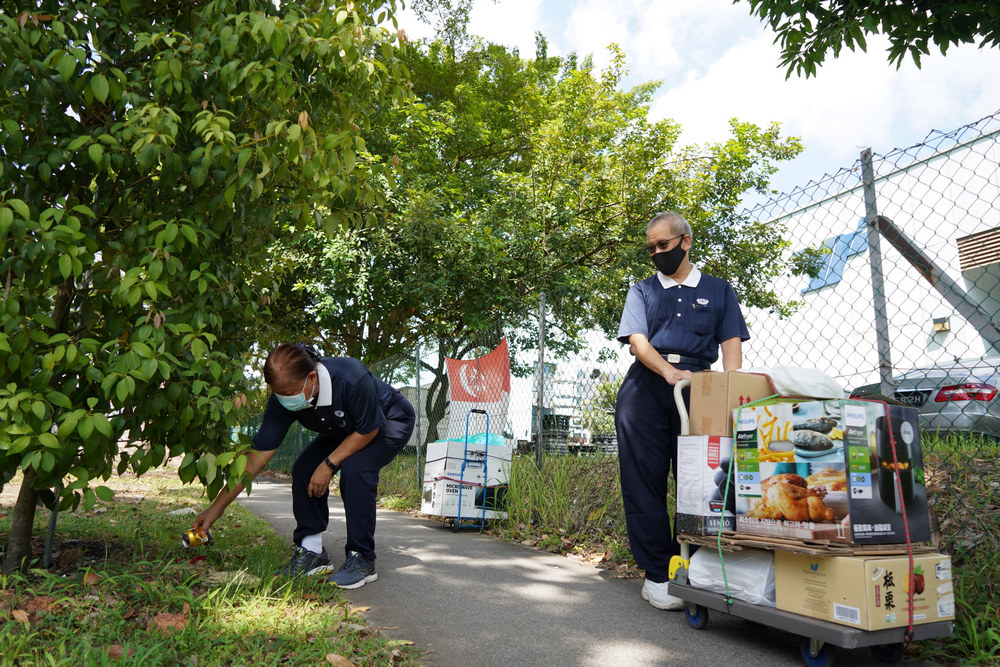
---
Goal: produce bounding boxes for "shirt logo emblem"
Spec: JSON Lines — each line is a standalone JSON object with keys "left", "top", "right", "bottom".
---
{"left": 696, "top": 298, "right": 709, "bottom": 305}
{"left": 335, "top": 410, "right": 345, "bottom": 418}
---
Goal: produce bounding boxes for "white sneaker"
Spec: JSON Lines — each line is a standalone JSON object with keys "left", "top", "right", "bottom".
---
{"left": 641, "top": 579, "right": 685, "bottom": 611}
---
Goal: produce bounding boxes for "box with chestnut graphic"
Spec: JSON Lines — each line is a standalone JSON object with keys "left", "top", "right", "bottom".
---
{"left": 774, "top": 551, "right": 955, "bottom": 630}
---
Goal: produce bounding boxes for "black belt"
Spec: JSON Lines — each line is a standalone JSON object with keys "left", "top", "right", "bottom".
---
{"left": 658, "top": 352, "right": 711, "bottom": 370}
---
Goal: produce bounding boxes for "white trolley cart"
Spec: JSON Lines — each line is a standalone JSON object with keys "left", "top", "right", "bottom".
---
{"left": 667, "top": 380, "right": 953, "bottom": 667}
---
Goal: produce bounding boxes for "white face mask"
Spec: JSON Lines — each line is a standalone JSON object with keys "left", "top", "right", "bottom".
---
{"left": 276, "top": 377, "right": 313, "bottom": 411}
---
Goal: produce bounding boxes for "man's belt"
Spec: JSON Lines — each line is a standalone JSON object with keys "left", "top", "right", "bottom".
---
{"left": 659, "top": 352, "right": 711, "bottom": 370}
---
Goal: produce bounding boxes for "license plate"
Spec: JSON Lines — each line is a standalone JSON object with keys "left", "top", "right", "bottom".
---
{"left": 895, "top": 391, "right": 927, "bottom": 407}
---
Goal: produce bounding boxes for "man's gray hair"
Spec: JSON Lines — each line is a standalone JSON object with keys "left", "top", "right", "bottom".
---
{"left": 647, "top": 211, "right": 692, "bottom": 237}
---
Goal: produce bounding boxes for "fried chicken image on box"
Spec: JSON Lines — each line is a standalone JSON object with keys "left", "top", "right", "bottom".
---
{"left": 747, "top": 473, "right": 835, "bottom": 523}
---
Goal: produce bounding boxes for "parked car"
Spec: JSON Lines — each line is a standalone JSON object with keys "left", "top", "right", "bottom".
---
{"left": 850, "top": 357, "right": 1000, "bottom": 440}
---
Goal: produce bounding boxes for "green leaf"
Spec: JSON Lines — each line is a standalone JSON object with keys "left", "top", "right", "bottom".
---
{"left": 59, "top": 254, "right": 72, "bottom": 280}
{"left": 31, "top": 401, "right": 46, "bottom": 420}
{"left": 88, "top": 143, "right": 104, "bottom": 166}
{"left": 58, "top": 52, "right": 76, "bottom": 81}
{"left": 93, "top": 413, "right": 112, "bottom": 438}
{"left": 78, "top": 416, "right": 94, "bottom": 440}
{"left": 95, "top": 485, "right": 115, "bottom": 502}
{"left": 83, "top": 487, "right": 96, "bottom": 511}
{"left": 91, "top": 73, "right": 110, "bottom": 103}
{"left": 38, "top": 432, "right": 59, "bottom": 450}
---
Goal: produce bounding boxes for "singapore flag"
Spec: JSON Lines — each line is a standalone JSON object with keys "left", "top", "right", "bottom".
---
{"left": 444, "top": 338, "right": 511, "bottom": 439}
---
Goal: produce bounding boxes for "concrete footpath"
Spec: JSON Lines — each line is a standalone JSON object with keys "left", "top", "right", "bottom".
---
{"left": 238, "top": 478, "right": 931, "bottom": 667}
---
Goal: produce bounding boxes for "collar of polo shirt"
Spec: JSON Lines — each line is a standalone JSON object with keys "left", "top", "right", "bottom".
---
{"left": 657, "top": 264, "right": 702, "bottom": 289}
{"left": 314, "top": 361, "right": 333, "bottom": 406}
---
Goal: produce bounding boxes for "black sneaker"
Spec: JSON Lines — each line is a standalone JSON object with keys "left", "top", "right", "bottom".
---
{"left": 327, "top": 551, "right": 377, "bottom": 589}
{"left": 275, "top": 546, "right": 333, "bottom": 577}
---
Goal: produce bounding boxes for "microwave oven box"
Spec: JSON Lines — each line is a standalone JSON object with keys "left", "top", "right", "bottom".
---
{"left": 733, "top": 399, "right": 930, "bottom": 544}
{"left": 420, "top": 478, "right": 508, "bottom": 520}
{"left": 774, "top": 551, "right": 955, "bottom": 630}
{"left": 689, "top": 371, "right": 775, "bottom": 437}
{"left": 676, "top": 435, "right": 736, "bottom": 535}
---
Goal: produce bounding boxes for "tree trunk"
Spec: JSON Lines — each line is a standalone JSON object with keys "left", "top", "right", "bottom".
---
{"left": 3, "top": 468, "right": 39, "bottom": 574}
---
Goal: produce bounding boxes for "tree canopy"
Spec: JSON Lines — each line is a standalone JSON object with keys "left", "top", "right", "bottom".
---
{"left": 0, "top": 0, "right": 407, "bottom": 572}
{"left": 742, "top": 0, "right": 1000, "bottom": 77}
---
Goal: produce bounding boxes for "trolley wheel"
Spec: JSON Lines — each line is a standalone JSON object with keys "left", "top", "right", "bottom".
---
{"left": 684, "top": 604, "right": 709, "bottom": 630}
{"left": 800, "top": 639, "right": 835, "bottom": 667}
{"left": 869, "top": 643, "right": 905, "bottom": 663}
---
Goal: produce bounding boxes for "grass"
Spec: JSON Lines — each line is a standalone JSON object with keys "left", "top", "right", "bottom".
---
{"left": 0, "top": 468, "right": 420, "bottom": 667}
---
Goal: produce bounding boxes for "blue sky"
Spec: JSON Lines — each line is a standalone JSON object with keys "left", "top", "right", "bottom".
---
{"left": 399, "top": 0, "right": 1000, "bottom": 199}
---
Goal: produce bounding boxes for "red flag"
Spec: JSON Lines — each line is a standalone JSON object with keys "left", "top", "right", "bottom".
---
{"left": 446, "top": 338, "right": 511, "bottom": 403}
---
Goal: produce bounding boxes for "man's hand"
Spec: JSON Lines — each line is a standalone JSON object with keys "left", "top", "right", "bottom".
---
{"left": 662, "top": 366, "right": 693, "bottom": 385}
{"left": 308, "top": 463, "right": 335, "bottom": 498}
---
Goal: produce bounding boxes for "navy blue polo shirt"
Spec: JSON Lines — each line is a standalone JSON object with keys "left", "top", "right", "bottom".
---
{"left": 252, "top": 357, "right": 397, "bottom": 451}
{"left": 617, "top": 266, "right": 749, "bottom": 363}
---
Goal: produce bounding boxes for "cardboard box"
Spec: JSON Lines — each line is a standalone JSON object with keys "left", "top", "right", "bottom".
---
{"left": 422, "top": 440, "right": 511, "bottom": 486}
{"left": 420, "top": 478, "right": 508, "bottom": 520}
{"left": 676, "top": 435, "right": 736, "bottom": 535}
{"left": 734, "top": 400, "right": 930, "bottom": 544}
{"left": 775, "top": 551, "right": 955, "bottom": 630}
{"left": 690, "top": 371, "right": 775, "bottom": 436}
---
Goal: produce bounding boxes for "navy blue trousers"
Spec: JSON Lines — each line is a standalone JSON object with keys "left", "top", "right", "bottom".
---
{"left": 290, "top": 394, "right": 415, "bottom": 562}
{"left": 615, "top": 361, "right": 696, "bottom": 583}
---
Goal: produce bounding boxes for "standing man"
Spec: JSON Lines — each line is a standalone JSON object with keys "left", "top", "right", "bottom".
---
{"left": 193, "top": 343, "right": 415, "bottom": 589}
{"left": 615, "top": 212, "right": 749, "bottom": 610}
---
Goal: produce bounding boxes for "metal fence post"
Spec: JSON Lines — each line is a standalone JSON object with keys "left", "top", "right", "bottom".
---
{"left": 861, "top": 147, "right": 894, "bottom": 396}
{"left": 415, "top": 344, "right": 423, "bottom": 489}
{"left": 535, "top": 291, "right": 545, "bottom": 469}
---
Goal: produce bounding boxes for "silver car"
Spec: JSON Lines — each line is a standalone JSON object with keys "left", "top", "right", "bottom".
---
{"left": 850, "top": 357, "right": 1000, "bottom": 440}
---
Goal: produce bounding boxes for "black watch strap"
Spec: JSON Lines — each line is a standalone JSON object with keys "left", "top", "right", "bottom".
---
{"left": 324, "top": 457, "right": 338, "bottom": 472}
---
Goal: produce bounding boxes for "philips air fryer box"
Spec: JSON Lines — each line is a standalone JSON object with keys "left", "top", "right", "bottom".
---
{"left": 734, "top": 400, "right": 930, "bottom": 544}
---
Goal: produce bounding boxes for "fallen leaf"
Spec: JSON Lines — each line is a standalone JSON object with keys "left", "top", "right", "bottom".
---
{"left": 83, "top": 571, "right": 100, "bottom": 586}
{"left": 122, "top": 608, "right": 136, "bottom": 620}
{"left": 107, "top": 645, "right": 136, "bottom": 660}
{"left": 325, "top": 654, "right": 355, "bottom": 667}
{"left": 12, "top": 609, "right": 30, "bottom": 625}
{"left": 349, "top": 605, "right": 371, "bottom": 613}
{"left": 384, "top": 639, "right": 414, "bottom": 647}
{"left": 148, "top": 612, "right": 187, "bottom": 633}
{"left": 203, "top": 569, "right": 261, "bottom": 587}
{"left": 26, "top": 596, "right": 56, "bottom": 613}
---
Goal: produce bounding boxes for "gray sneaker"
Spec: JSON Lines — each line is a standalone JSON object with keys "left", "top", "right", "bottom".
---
{"left": 276, "top": 546, "right": 333, "bottom": 577}
{"left": 327, "top": 551, "right": 377, "bottom": 589}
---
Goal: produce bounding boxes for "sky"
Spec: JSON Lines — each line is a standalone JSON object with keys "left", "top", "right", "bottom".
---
{"left": 397, "top": 0, "right": 1000, "bottom": 199}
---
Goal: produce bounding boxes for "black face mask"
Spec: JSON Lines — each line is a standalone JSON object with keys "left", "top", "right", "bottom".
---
{"left": 653, "top": 243, "right": 686, "bottom": 276}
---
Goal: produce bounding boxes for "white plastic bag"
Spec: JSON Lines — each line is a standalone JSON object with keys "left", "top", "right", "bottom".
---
{"left": 688, "top": 548, "right": 776, "bottom": 607}
{"left": 759, "top": 365, "right": 844, "bottom": 399}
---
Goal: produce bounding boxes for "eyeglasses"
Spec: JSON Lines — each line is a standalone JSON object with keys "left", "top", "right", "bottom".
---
{"left": 645, "top": 234, "right": 684, "bottom": 255}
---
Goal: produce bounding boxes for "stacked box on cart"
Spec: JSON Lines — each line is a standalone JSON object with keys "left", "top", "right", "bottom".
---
{"left": 420, "top": 478, "right": 508, "bottom": 519}
{"left": 676, "top": 372, "right": 776, "bottom": 536}
{"left": 733, "top": 399, "right": 930, "bottom": 544}
{"left": 676, "top": 435, "right": 736, "bottom": 535}
{"left": 422, "top": 440, "right": 512, "bottom": 486}
{"left": 774, "top": 551, "right": 955, "bottom": 630}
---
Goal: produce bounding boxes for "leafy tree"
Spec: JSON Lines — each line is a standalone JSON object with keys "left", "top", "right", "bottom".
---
{"left": 0, "top": 0, "right": 406, "bottom": 572}
{"left": 741, "top": 0, "right": 1000, "bottom": 77}
{"left": 261, "top": 38, "right": 813, "bottom": 445}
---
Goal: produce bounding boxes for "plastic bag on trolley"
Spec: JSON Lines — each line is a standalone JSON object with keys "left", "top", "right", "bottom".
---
{"left": 747, "top": 365, "right": 844, "bottom": 400}
{"left": 688, "top": 548, "right": 776, "bottom": 607}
